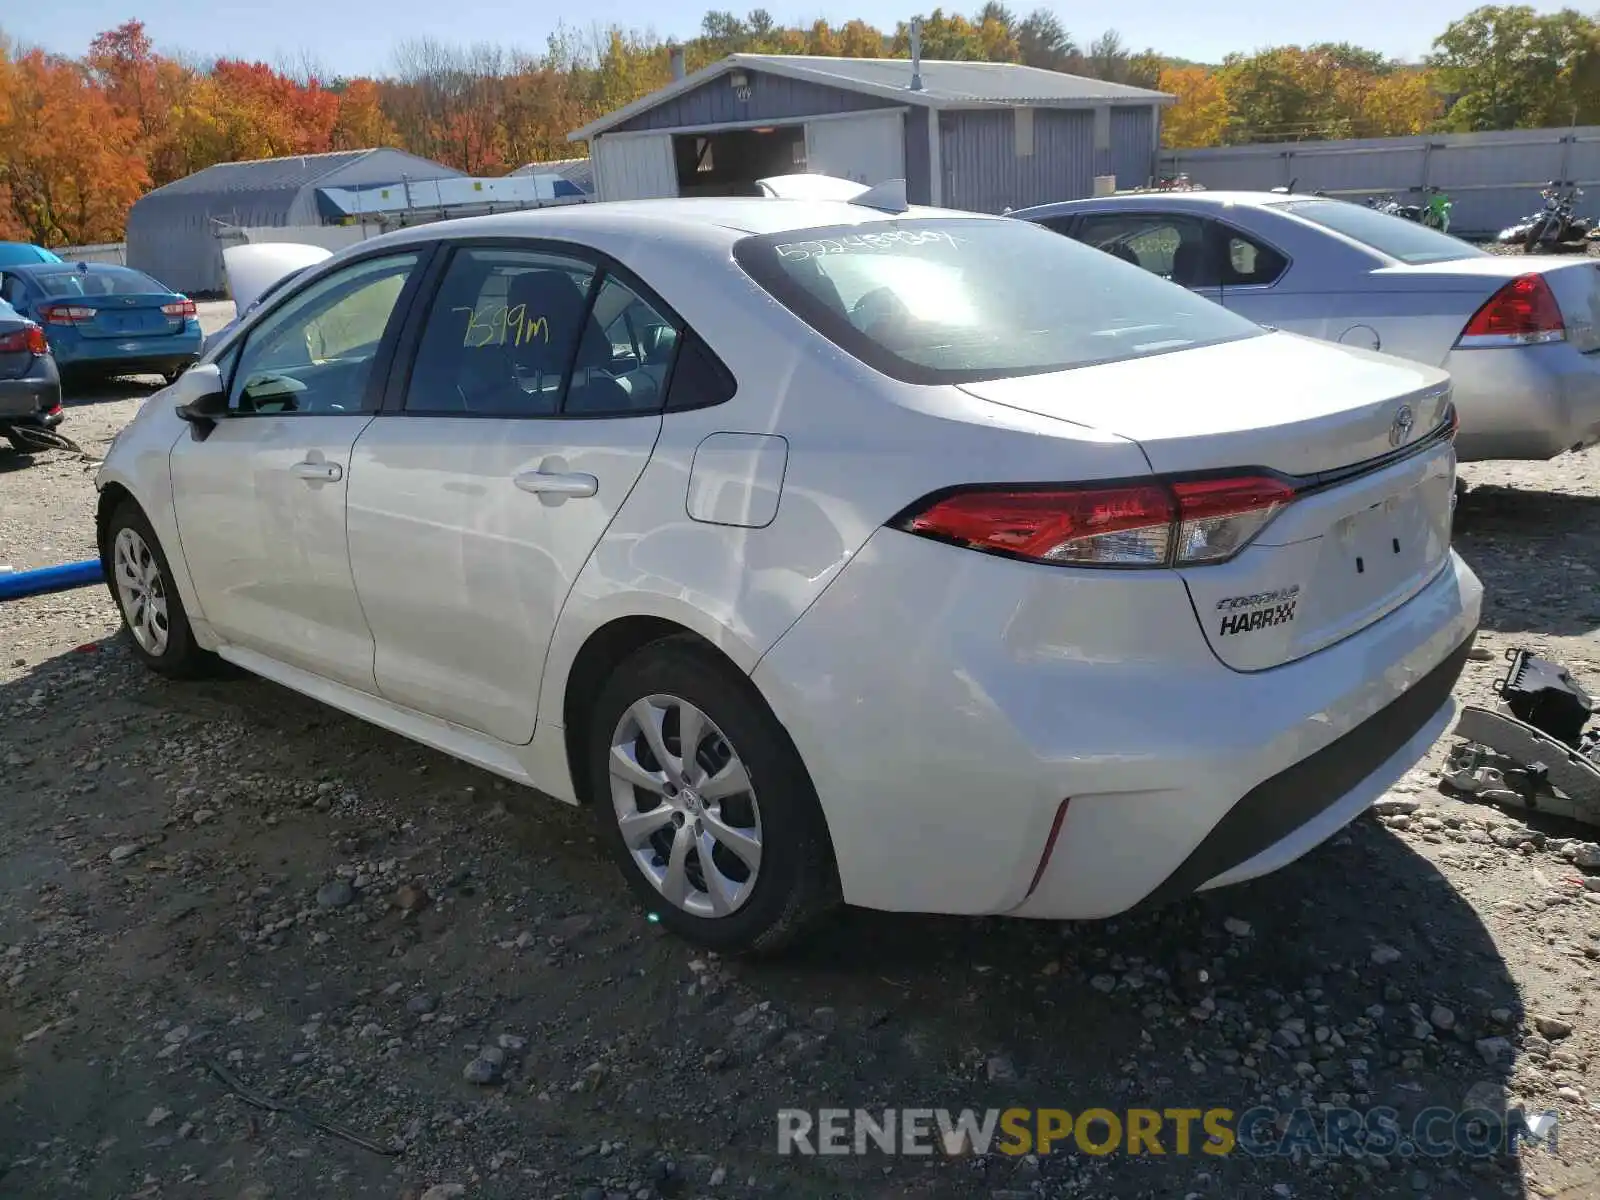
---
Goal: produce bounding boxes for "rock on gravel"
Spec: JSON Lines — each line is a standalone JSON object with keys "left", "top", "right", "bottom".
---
{"left": 1535, "top": 1015, "right": 1575, "bottom": 1040}
{"left": 1475, "top": 1036, "right": 1514, "bottom": 1064}
{"left": 315, "top": 879, "right": 354, "bottom": 908}
{"left": 463, "top": 1056, "right": 501, "bottom": 1085}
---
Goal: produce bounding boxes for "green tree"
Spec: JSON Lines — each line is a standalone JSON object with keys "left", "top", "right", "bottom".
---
{"left": 1015, "top": 9, "right": 1074, "bottom": 70}
{"left": 1430, "top": 5, "right": 1600, "bottom": 130}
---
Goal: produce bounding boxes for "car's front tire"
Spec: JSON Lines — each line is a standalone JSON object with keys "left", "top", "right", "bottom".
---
{"left": 103, "top": 500, "right": 217, "bottom": 678}
{"left": 588, "top": 636, "right": 839, "bottom": 955}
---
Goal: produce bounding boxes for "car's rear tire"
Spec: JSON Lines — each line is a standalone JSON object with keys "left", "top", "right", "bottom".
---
{"left": 103, "top": 500, "right": 218, "bottom": 678}
{"left": 587, "top": 636, "right": 839, "bottom": 955}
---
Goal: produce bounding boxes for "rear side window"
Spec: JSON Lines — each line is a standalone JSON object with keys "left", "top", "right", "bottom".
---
{"left": 402, "top": 245, "right": 702, "bottom": 418}
{"left": 1219, "top": 228, "right": 1288, "bottom": 286}
{"left": 733, "top": 218, "right": 1261, "bottom": 384}
{"left": 1274, "top": 199, "right": 1484, "bottom": 265}
{"left": 25, "top": 266, "right": 169, "bottom": 296}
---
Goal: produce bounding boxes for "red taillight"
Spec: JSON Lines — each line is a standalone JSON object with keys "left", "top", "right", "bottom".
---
{"left": 1458, "top": 274, "right": 1565, "bottom": 347}
{"left": 39, "top": 303, "right": 95, "bottom": 325}
{"left": 162, "top": 298, "right": 197, "bottom": 319}
{"left": 895, "top": 475, "right": 1295, "bottom": 568}
{"left": 0, "top": 323, "right": 48, "bottom": 355}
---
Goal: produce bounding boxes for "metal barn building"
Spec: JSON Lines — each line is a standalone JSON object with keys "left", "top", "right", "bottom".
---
{"left": 127, "top": 148, "right": 464, "bottom": 294}
{"left": 510, "top": 156, "right": 596, "bottom": 197}
{"left": 568, "top": 53, "right": 1172, "bottom": 211}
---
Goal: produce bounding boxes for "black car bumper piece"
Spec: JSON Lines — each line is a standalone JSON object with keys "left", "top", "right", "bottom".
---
{"left": 1139, "top": 630, "right": 1478, "bottom": 907}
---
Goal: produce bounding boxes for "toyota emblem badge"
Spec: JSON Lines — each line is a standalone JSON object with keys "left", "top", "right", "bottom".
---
{"left": 1389, "top": 404, "right": 1415, "bottom": 447}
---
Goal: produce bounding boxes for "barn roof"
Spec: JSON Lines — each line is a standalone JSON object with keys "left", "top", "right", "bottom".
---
{"left": 510, "top": 156, "right": 595, "bottom": 194}
{"left": 137, "top": 148, "right": 464, "bottom": 201}
{"left": 570, "top": 53, "right": 1172, "bottom": 142}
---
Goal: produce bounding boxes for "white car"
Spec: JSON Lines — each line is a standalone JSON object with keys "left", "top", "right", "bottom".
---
{"left": 95, "top": 197, "right": 1482, "bottom": 953}
{"left": 1011, "top": 191, "right": 1600, "bottom": 463}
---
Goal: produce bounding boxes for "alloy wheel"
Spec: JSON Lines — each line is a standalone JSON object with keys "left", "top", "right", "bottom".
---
{"left": 112, "top": 527, "right": 170, "bottom": 656}
{"left": 609, "top": 693, "right": 763, "bottom": 918}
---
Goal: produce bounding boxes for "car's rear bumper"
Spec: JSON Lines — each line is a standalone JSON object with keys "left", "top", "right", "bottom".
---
{"left": 753, "top": 530, "right": 1482, "bottom": 920}
{"left": 54, "top": 323, "right": 202, "bottom": 373}
{"left": 0, "top": 359, "right": 63, "bottom": 423}
{"left": 1447, "top": 341, "right": 1600, "bottom": 461}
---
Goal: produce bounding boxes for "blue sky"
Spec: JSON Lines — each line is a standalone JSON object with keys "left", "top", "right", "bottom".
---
{"left": 4, "top": 0, "right": 1560, "bottom": 76}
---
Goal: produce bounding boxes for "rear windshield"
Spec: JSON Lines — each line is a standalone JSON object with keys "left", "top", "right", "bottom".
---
{"left": 27, "top": 266, "right": 168, "bottom": 297}
{"left": 1273, "top": 199, "right": 1484, "bottom": 265}
{"left": 732, "top": 218, "right": 1262, "bottom": 384}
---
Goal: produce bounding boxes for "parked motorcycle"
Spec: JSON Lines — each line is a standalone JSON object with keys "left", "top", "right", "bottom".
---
{"left": 1365, "top": 187, "right": 1452, "bottom": 230}
{"left": 1420, "top": 186, "right": 1452, "bottom": 233}
{"left": 1499, "top": 182, "right": 1592, "bottom": 253}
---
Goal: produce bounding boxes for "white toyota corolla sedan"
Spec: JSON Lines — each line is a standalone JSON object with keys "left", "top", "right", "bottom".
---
{"left": 95, "top": 196, "right": 1482, "bottom": 953}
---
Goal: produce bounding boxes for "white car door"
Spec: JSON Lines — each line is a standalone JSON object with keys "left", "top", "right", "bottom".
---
{"left": 168, "top": 251, "right": 422, "bottom": 691}
{"left": 345, "top": 244, "right": 682, "bottom": 744}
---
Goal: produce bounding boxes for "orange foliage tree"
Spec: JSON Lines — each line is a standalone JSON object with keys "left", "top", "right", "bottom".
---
{"left": 0, "top": 47, "right": 148, "bottom": 245}
{"left": 1159, "top": 66, "right": 1229, "bottom": 147}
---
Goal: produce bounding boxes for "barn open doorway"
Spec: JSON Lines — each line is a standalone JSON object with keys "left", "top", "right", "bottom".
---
{"left": 673, "top": 127, "right": 806, "bottom": 197}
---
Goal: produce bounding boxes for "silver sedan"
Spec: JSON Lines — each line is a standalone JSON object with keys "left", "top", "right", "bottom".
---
{"left": 1012, "top": 191, "right": 1600, "bottom": 462}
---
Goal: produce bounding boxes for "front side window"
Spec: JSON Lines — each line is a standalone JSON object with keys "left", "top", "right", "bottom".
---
{"left": 1273, "top": 199, "right": 1483, "bottom": 265}
{"left": 230, "top": 252, "right": 417, "bottom": 415}
{"left": 734, "top": 218, "right": 1261, "bottom": 384}
{"left": 404, "top": 247, "right": 680, "bottom": 418}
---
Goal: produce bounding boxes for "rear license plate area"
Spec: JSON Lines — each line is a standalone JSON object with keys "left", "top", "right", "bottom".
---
{"left": 1327, "top": 489, "right": 1431, "bottom": 593}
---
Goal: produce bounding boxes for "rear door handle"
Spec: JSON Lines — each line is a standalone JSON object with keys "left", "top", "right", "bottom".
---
{"left": 292, "top": 460, "right": 343, "bottom": 483}
{"left": 513, "top": 470, "right": 598, "bottom": 498}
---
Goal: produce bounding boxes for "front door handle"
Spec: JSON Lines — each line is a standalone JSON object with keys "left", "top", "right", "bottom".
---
{"left": 292, "top": 459, "right": 343, "bottom": 483}
{"left": 513, "top": 470, "right": 598, "bottom": 498}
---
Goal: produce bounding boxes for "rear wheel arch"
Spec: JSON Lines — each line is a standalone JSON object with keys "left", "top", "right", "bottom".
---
{"left": 559, "top": 619, "right": 826, "bottom": 826}
{"left": 562, "top": 617, "right": 728, "bottom": 805}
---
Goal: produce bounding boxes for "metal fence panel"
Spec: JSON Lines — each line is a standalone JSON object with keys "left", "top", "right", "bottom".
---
{"left": 1162, "top": 126, "right": 1600, "bottom": 237}
{"left": 55, "top": 242, "right": 127, "bottom": 265}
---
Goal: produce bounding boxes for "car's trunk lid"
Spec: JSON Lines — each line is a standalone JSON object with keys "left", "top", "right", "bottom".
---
{"left": 0, "top": 316, "right": 39, "bottom": 380}
{"left": 223, "top": 243, "right": 332, "bottom": 313}
{"left": 958, "top": 330, "right": 1457, "bottom": 670}
{"left": 1375, "top": 256, "right": 1600, "bottom": 354}
{"left": 58, "top": 293, "right": 186, "bottom": 340}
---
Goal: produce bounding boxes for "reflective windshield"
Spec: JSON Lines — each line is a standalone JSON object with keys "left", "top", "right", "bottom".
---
{"left": 733, "top": 217, "right": 1263, "bottom": 384}
{"left": 1274, "top": 199, "right": 1484, "bottom": 265}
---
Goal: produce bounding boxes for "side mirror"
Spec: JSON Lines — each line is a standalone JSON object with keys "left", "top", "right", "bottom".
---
{"left": 170, "top": 363, "right": 230, "bottom": 440}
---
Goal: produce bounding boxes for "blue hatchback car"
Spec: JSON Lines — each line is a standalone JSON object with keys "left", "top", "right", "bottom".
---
{"left": 0, "top": 262, "right": 201, "bottom": 381}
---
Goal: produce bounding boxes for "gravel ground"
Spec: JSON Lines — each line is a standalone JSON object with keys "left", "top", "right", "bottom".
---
{"left": 1, "top": 300, "right": 1597, "bottom": 1200}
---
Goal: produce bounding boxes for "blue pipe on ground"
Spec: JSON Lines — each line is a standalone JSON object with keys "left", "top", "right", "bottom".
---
{"left": 0, "top": 560, "right": 105, "bottom": 602}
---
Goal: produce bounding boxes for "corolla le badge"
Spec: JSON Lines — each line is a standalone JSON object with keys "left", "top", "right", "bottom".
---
{"left": 1388, "top": 404, "right": 1415, "bottom": 448}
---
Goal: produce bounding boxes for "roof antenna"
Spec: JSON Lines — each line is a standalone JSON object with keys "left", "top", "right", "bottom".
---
{"left": 909, "top": 18, "right": 924, "bottom": 91}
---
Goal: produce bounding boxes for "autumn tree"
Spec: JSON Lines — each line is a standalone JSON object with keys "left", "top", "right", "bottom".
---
{"left": 1159, "top": 66, "right": 1229, "bottom": 147}
{"left": 331, "top": 78, "right": 398, "bottom": 150}
{"left": 0, "top": 48, "right": 148, "bottom": 244}
{"left": 1360, "top": 69, "right": 1444, "bottom": 134}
